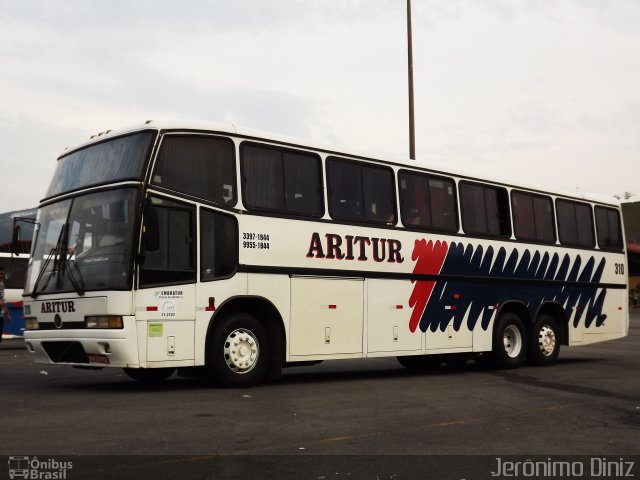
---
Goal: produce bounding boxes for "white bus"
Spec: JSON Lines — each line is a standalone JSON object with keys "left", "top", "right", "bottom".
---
{"left": 17, "top": 121, "right": 628, "bottom": 386}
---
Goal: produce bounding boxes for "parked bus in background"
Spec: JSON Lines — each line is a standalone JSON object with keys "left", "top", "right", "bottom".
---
{"left": 15, "top": 121, "right": 628, "bottom": 386}
{"left": 0, "top": 252, "right": 29, "bottom": 340}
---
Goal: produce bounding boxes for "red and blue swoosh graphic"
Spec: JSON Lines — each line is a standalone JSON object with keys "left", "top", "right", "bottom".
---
{"left": 409, "top": 239, "right": 608, "bottom": 334}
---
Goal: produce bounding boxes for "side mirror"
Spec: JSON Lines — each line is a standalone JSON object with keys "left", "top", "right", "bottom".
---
{"left": 143, "top": 206, "right": 160, "bottom": 252}
{"left": 11, "top": 216, "right": 39, "bottom": 256}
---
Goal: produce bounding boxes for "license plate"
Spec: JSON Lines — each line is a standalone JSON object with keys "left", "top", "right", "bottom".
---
{"left": 87, "top": 353, "right": 110, "bottom": 365}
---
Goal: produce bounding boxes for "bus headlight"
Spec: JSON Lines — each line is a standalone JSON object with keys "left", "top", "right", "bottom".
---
{"left": 24, "top": 318, "right": 39, "bottom": 330}
{"left": 85, "top": 316, "right": 124, "bottom": 329}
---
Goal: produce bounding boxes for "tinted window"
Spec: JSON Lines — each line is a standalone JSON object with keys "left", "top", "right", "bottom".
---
{"left": 511, "top": 191, "right": 555, "bottom": 243}
{"left": 201, "top": 209, "right": 237, "bottom": 281}
{"left": 556, "top": 200, "right": 595, "bottom": 247}
{"left": 460, "top": 182, "right": 510, "bottom": 237}
{"left": 241, "top": 144, "right": 323, "bottom": 217}
{"left": 48, "top": 132, "right": 155, "bottom": 198}
{"left": 398, "top": 171, "right": 457, "bottom": 231}
{"left": 595, "top": 206, "right": 623, "bottom": 250}
{"left": 152, "top": 135, "right": 236, "bottom": 206}
{"left": 327, "top": 158, "right": 396, "bottom": 224}
{"left": 140, "top": 197, "right": 196, "bottom": 287}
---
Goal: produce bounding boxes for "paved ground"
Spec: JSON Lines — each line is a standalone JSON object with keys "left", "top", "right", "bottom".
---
{"left": 1, "top": 311, "right": 639, "bottom": 479}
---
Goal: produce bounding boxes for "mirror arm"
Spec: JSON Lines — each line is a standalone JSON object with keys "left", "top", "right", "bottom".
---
{"left": 11, "top": 217, "right": 39, "bottom": 256}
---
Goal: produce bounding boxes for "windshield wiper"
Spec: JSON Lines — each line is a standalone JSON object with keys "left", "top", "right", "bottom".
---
{"left": 55, "top": 223, "right": 85, "bottom": 296}
{"left": 31, "top": 226, "right": 66, "bottom": 298}
{"left": 31, "top": 223, "right": 85, "bottom": 297}
{"left": 31, "top": 221, "right": 86, "bottom": 298}
{"left": 64, "top": 255, "right": 85, "bottom": 296}
{"left": 31, "top": 248, "right": 55, "bottom": 298}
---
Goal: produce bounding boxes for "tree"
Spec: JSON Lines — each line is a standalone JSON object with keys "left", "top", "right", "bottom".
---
{"left": 614, "top": 192, "right": 635, "bottom": 201}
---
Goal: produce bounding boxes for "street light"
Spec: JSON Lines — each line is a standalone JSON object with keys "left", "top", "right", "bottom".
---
{"left": 407, "top": 0, "right": 416, "bottom": 160}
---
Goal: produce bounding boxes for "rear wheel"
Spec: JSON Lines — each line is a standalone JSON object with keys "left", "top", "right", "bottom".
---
{"left": 397, "top": 354, "right": 443, "bottom": 371}
{"left": 209, "top": 313, "right": 269, "bottom": 387}
{"left": 490, "top": 313, "right": 527, "bottom": 369}
{"left": 123, "top": 367, "right": 175, "bottom": 384}
{"left": 528, "top": 314, "right": 561, "bottom": 366}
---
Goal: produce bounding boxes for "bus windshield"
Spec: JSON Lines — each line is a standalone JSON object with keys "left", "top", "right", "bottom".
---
{"left": 46, "top": 131, "right": 156, "bottom": 198}
{"left": 25, "top": 188, "right": 139, "bottom": 295}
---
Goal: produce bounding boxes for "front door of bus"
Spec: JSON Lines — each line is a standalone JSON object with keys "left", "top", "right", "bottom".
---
{"left": 136, "top": 196, "right": 197, "bottom": 366}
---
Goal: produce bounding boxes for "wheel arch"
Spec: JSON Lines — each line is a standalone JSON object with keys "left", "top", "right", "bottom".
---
{"left": 497, "top": 301, "right": 532, "bottom": 328}
{"left": 205, "top": 296, "right": 286, "bottom": 377}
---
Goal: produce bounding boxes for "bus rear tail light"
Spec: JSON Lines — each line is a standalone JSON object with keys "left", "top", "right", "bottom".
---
{"left": 85, "top": 316, "right": 123, "bottom": 329}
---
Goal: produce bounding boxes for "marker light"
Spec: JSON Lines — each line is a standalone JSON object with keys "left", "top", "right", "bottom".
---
{"left": 85, "top": 316, "right": 123, "bottom": 329}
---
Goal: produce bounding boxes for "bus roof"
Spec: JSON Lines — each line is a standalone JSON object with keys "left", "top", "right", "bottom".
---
{"left": 61, "top": 119, "right": 620, "bottom": 208}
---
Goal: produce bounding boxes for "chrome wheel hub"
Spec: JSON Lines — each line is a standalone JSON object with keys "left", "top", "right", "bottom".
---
{"left": 538, "top": 325, "right": 556, "bottom": 357}
{"left": 503, "top": 325, "right": 523, "bottom": 358}
{"left": 223, "top": 328, "right": 260, "bottom": 374}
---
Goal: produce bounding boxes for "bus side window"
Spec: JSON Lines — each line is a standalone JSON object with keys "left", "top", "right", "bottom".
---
{"left": 398, "top": 170, "right": 458, "bottom": 232}
{"left": 327, "top": 157, "right": 396, "bottom": 224}
{"left": 200, "top": 208, "right": 238, "bottom": 281}
{"left": 460, "top": 182, "right": 511, "bottom": 238}
{"left": 152, "top": 135, "right": 237, "bottom": 206}
{"left": 241, "top": 143, "right": 323, "bottom": 218}
{"left": 511, "top": 191, "right": 555, "bottom": 243}
{"left": 595, "top": 206, "right": 623, "bottom": 250}
{"left": 556, "top": 199, "right": 595, "bottom": 248}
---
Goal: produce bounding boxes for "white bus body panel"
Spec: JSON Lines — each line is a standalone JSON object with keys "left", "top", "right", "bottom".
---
{"left": 24, "top": 292, "right": 138, "bottom": 367}
{"left": 289, "top": 276, "right": 364, "bottom": 359}
{"left": 135, "top": 285, "right": 196, "bottom": 366}
{"left": 366, "top": 279, "right": 422, "bottom": 355}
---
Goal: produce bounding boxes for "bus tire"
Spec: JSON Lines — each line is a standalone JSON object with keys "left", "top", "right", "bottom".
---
{"left": 397, "top": 354, "right": 443, "bottom": 371}
{"left": 528, "top": 314, "right": 560, "bottom": 366}
{"left": 490, "top": 313, "right": 527, "bottom": 369}
{"left": 210, "top": 312, "right": 269, "bottom": 387}
{"left": 123, "top": 367, "right": 175, "bottom": 384}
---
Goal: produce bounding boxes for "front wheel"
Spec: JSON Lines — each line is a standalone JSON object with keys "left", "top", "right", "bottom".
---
{"left": 490, "top": 313, "right": 527, "bottom": 369}
{"left": 209, "top": 313, "right": 269, "bottom": 387}
{"left": 528, "top": 314, "right": 561, "bottom": 366}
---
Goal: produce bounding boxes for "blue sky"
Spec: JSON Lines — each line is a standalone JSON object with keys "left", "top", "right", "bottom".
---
{"left": 1, "top": 0, "right": 638, "bottom": 211}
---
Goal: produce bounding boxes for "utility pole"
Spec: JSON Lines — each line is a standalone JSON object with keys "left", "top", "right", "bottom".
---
{"left": 407, "top": 0, "right": 416, "bottom": 160}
